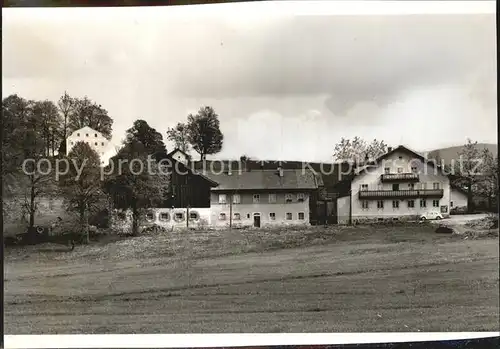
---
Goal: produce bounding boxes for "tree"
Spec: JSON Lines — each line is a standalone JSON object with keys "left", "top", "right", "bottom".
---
{"left": 60, "top": 142, "right": 104, "bottom": 243}
{"left": 451, "top": 139, "right": 485, "bottom": 213}
{"left": 57, "top": 91, "right": 77, "bottom": 155}
{"left": 333, "top": 137, "right": 387, "bottom": 163}
{"left": 104, "top": 139, "right": 169, "bottom": 235}
{"left": 2, "top": 95, "right": 32, "bottom": 186}
{"left": 68, "top": 96, "right": 113, "bottom": 140}
{"left": 31, "top": 100, "right": 63, "bottom": 157}
{"left": 125, "top": 120, "right": 167, "bottom": 161}
{"left": 2, "top": 95, "right": 59, "bottom": 229}
{"left": 477, "top": 148, "right": 499, "bottom": 211}
{"left": 166, "top": 122, "right": 190, "bottom": 153}
{"left": 186, "top": 106, "right": 224, "bottom": 160}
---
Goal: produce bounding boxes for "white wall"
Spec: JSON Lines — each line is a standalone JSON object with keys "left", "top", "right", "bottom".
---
{"left": 209, "top": 201, "right": 310, "bottom": 229}
{"left": 111, "top": 207, "right": 212, "bottom": 233}
{"left": 450, "top": 189, "right": 468, "bottom": 209}
{"left": 351, "top": 150, "right": 451, "bottom": 221}
{"left": 66, "top": 126, "right": 110, "bottom": 163}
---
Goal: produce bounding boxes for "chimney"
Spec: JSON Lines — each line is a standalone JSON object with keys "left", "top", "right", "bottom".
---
{"left": 387, "top": 146, "right": 393, "bottom": 153}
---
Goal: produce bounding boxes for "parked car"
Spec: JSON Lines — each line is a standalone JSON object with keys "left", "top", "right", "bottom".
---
{"left": 420, "top": 211, "right": 444, "bottom": 220}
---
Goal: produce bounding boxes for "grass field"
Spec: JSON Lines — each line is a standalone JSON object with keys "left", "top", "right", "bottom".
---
{"left": 4, "top": 223, "right": 499, "bottom": 334}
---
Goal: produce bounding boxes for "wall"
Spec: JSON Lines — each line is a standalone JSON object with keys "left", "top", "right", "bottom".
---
{"left": 111, "top": 207, "right": 212, "bottom": 233}
{"left": 337, "top": 196, "right": 350, "bottom": 224}
{"left": 450, "top": 189, "right": 468, "bottom": 209}
{"left": 66, "top": 127, "right": 110, "bottom": 162}
{"left": 3, "top": 196, "right": 68, "bottom": 235}
{"left": 210, "top": 191, "right": 310, "bottom": 228}
{"left": 350, "top": 150, "right": 451, "bottom": 221}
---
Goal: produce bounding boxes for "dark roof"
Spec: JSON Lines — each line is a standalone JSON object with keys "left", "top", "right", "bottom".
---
{"left": 192, "top": 160, "right": 350, "bottom": 188}
{"left": 164, "top": 152, "right": 218, "bottom": 187}
{"left": 450, "top": 183, "right": 468, "bottom": 195}
{"left": 203, "top": 169, "right": 320, "bottom": 191}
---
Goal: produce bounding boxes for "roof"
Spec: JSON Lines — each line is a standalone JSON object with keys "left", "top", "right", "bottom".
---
{"left": 167, "top": 148, "right": 191, "bottom": 159}
{"left": 68, "top": 126, "right": 103, "bottom": 137}
{"left": 203, "top": 169, "right": 320, "bottom": 191}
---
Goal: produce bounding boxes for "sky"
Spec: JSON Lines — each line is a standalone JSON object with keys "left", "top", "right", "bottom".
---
{"left": 2, "top": 3, "right": 497, "bottom": 162}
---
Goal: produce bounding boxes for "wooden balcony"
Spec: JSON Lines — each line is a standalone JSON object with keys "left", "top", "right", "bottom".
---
{"left": 381, "top": 173, "right": 419, "bottom": 182}
{"left": 358, "top": 189, "right": 443, "bottom": 199}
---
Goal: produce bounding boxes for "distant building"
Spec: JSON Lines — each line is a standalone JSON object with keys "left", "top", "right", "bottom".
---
{"left": 66, "top": 126, "right": 110, "bottom": 163}
{"left": 335, "top": 145, "right": 468, "bottom": 224}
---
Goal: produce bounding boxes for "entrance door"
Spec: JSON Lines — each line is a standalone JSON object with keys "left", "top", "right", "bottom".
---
{"left": 253, "top": 213, "right": 261, "bottom": 228}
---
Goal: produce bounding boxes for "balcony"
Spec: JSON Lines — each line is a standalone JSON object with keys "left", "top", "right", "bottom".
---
{"left": 358, "top": 189, "right": 443, "bottom": 199}
{"left": 381, "top": 173, "right": 419, "bottom": 182}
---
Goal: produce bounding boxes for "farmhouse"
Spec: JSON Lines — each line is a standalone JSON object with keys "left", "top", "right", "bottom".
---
{"left": 66, "top": 126, "right": 111, "bottom": 164}
{"left": 335, "top": 145, "right": 468, "bottom": 224}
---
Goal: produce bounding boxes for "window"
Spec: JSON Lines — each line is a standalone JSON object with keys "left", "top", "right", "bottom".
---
{"left": 298, "top": 212, "right": 305, "bottom": 220}
{"left": 269, "top": 212, "right": 276, "bottom": 220}
{"left": 77, "top": 133, "right": 80, "bottom": 137}
{"left": 392, "top": 184, "right": 399, "bottom": 191}
{"left": 398, "top": 156, "right": 403, "bottom": 160}
{"left": 420, "top": 199, "right": 427, "bottom": 208}
{"left": 101, "top": 142, "right": 105, "bottom": 146}
{"left": 233, "top": 213, "right": 241, "bottom": 220}
{"left": 433, "top": 182, "right": 440, "bottom": 189}
{"left": 450, "top": 201, "right": 454, "bottom": 207}
{"left": 189, "top": 211, "right": 199, "bottom": 220}
{"left": 70, "top": 141, "right": 74, "bottom": 145}
{"left": 218, "top": 194, "right": 227, "bottom": 204}
{"left": 117, "top": 212, "right": 126, "bottom": 220}
{"left": 433, "top": 200, "right": 440, "bottom": 207}
{"left": 86, "top": 133, "right": 89, "bottom": 137}
{"left": 159, "top": 212, "right": 170, "bottom": 221}
{"left": 232, "top": 194, "right": 241, "bottom": 204}
{"left": 286, "top": 212, "right": 292, "bottom": 220}
{"left": 411, "top": 166, "right": 418, "bottom": 173}
{"left": 361, "top": 201, "right": 369, "bottom": 209}
{"left": 407, "top": 200, "right": 415, "bottom": 208}
{"left": 219, "top": 213, "right": 226, "bottom": 221}
{"left": 145, "top": 212, "right": 155, "bottom": 222}
{"left": 253, "top": 194, "right": 260, "bottom": 203}
{"left": 421, "top": 183, "right": 427, "bottom": 190}
{"left": 377, "top": 200, "right": 384, "bottom": 209}
{"left": 95, "top": 133, "right": 98, "bottom": 137}
{"left": 392, "top": 200, "right": 399, "bottom": 209}
{"left": 408, "top": 183, "right": 415, "bottom": 189}
{"left": 175, "top": 212, "right": 185, "bottom": 221}
{"left": 297, "top": 193, "right": 305, "bottom": 202}
{"left": 268, "top": 194, "right": 276, "bottom": 203}
{"left": 360, "top": 184, "right": 368, "bottom": 191}
{"left": 95, "top": 142, "right": 98, "bottom": 146}
{"left": 397, "top": 167, "right": 403, "bottom": 173}
{"left": 285, "top": 193, "right": 293, "bottom": 203}
{"left": 246, "top": 213, "right": 250, "bottom": 219}
{"left": 384, "top": 167, "right": 390, "bottom": 174}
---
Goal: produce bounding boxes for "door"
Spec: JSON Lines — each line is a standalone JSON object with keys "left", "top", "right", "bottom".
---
{"left": 392, "top": 184, "right": 399, "bottom": 191}
{"left": 253, "top": 213, "right": 261, "bottom": 228}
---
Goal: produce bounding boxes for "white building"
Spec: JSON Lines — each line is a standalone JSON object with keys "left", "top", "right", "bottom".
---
{"left": 336, "top": 145, "right": 468, "bottom": 224}
{"left": 66, "top": 126, "right": 110, "bottom": 164}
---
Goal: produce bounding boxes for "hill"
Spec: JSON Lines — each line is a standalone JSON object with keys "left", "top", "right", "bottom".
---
{"left": 426, "top": 143, "right": 497, "bottom": 166}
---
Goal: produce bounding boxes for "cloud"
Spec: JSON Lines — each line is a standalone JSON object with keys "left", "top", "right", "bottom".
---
{"left": 2, "top": 9, "right": 496, "bottom": 161}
